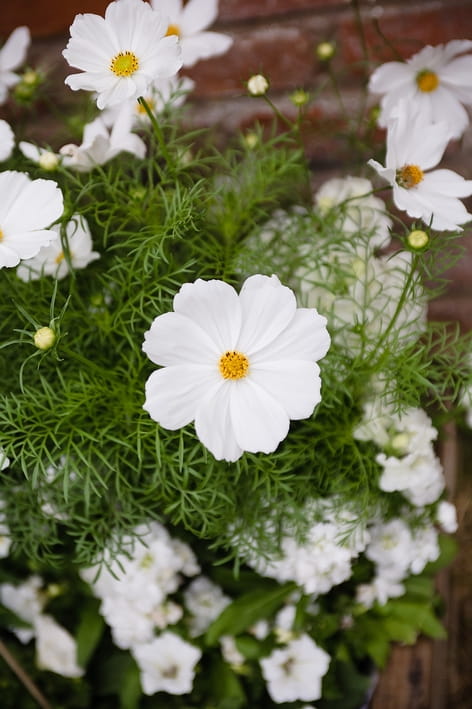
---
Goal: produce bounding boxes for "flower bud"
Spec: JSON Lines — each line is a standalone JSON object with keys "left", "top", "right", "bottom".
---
{"left": 33, "top": 326, "right": 56, "bottom": 350}
{"left": 316, "top": 41, "right": 336, "bottom": 61}
{"left": 38, "top": 151, "right": 60, "bottom": 171}
{"left": 242, "top": 132, "right": 259, "bottom": 149}
{"left": 290, "top": 89, "right": 309, "bottom": 107}
{"left": 247, "top": 74, "right": 269, "bottom": 96}
{"left": 407, "top": 229, "right": 429, "bottom": 249}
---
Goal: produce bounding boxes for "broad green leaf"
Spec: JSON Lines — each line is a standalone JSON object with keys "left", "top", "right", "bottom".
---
{"left": 75, "top": 597, "right": 105, "bottom": 667}
{"left": 205, "top": 582, "right": 296, "bottom": 646}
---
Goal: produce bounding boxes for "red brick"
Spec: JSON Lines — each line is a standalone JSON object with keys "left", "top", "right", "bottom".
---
{"left": 217, "top": 0, "right": 350, "bottom": 23}
{"left": 1, "top": 0, "right": 109, "bottom": 38}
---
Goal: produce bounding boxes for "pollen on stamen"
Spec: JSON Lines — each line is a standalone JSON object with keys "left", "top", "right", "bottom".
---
{"left": 0, "top": 228, "right": 4, "bottom": 243}
{"left": 396, "top": 164, "right": 424, "bottom": 189}
{"left": 218, "top": 351, "right": 249, "bottom": 380}
{"left": 55, "top": 251, "right": 65, "bottom": 264}
{"left": 110, "top": 51, "right": 140, "bottom": 78}
{"left": 416, "top": 69, "right": 439, "bottom": 93}
{"left": 165, "top": 23, "right": 181, "bottom": 37}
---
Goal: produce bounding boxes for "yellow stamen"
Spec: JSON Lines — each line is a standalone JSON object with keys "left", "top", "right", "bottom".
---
{"left": 218, "top": 351, "right": 249, "bottom": 380}
{"left": 55, "top": 251, "right": 64, "bottom": 264}
{"left": 136, "top": 97, "right": 155, "bottom": 115}
{"left": 416, "top": 69, "right": 439, "bottom": 92}
{"left": 110, "top": 51, "right": 140, "bottom": 78}
{"left": 396, "top": 164, "right": 424, "bottom": 189}
{"left": 0, "top": 227, "right": 4, "bottom": 242}
{"left": 165, "top": 23, "right": 181, "bottom": 37}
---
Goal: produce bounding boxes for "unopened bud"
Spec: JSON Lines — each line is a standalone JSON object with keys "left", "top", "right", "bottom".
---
{"left": 247, "top": 74, "right": 269, "bottom": 96}
{"left": 408, "top": 229, "right": 429, "bottom": 249}
{"left": 290, "top": 89, "right": 309, "bottom": 107}
{"left": 242, "top": 132, "right": 259, "bottom": 149}
{"left": 38, "top": 151, "right": 59, "bottom": 171}
{"left": 33, "top": 326, "right": 55, "bottom": 350}
{"left": 316, "top": 41, "right": 336, "bottom": 61}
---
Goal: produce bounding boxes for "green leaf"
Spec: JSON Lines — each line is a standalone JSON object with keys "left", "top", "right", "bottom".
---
{"left": 75, "top": 597, "right": 105, "bottom": 667}
{"left": 383, "top": 617, "right": 417, "bottom": 644}
{"left": 402, "top": 575, "right": 434, "bottom": 600}
{"left": 365, "top": 633, "right": 391, "bottom": 668}
{"left": 234, "top": 634, "right": 265, "bottom": 660}
{"left": 423, "top": 533, "right": 457, "bottom": 574}
{"left": 205, "top": 582, "right": 296, "bottom": 646}
{"left": 119, "top": 661, "right": 142, "bottom": 709}
{"left": 209, "top": 656, "right": 246, "bottom": 709}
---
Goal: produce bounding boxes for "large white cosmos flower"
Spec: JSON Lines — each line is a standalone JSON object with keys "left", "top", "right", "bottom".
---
{"left": 0, "top": 26, "right": 31, "bottom": 104}
{"left": 142, "top": 275, "right": 330, "bottom": 462}
{"left": 63, "top": 0, "right": 182, "bottom": 110}
{"left": 368, "top": 102, "right": 472, "bottom": 231}
{"left": 151, "top": 0, "right": 233, "bottom": 67}
{"left": 0, "top": 171, "right": 64, "bottom": 269}
{"left": 369, "top": 40, "right": 472, "bottom": 139}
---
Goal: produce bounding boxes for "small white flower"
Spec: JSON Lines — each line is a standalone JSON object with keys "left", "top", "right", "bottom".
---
{"left": 0, "top": 171, "right": 63, "bottom": 269}
{"left": 17, "top": 214, "right": 99, "bottom": 281}
{"left": 0, "top": 26, "right": 31, "bottom": 104}
{"left": 369, "top": 40, "right": 472, "bottom": 139}
{"left": 183, "top": 575, "right": 231, "bottom": 636}
{"left": 0, "top": 119, "right": 14, "bottom": 161}
{"left": 376, "top": 448, "right": 445, "bottom": 506}
{"left": 220, "top": 635, "right": 245, "bottom": 667}
{"left": 260, "top": 634, "right": 330, "bottom": 703}
{"left": 60, "top": 109, "right": 146, "bottom": 171}
{"left": 34, "top": 615, "right": 83, "bottom": 678}
{"left": 19, "top": 142, "right": 61, "bottom": 170}
{"left": 0, "top": 498, "right": 11, "bottom": 558}
{"left": 63, "top": 0, "right": 182, "bottom": 110}
{"left": 436, "top": 500, "right": 458, "bottom": 533}
{"left": 142, "top": 274, "right": 330, "bottom": 462}
{"left": 0, "top": 448, "right": 9, "bottom": 470}
{"left": 0, "top": 575, "right": 46, "bottom": 644}
{"left": 368, "top": 102, "right": 472, "bottom": 231}
{"left": 356, "top": 575, "right": 405, "bottom": 608}
{"left": 131, "top": 631, "right": 201, "bottom": 695}
{"left": 151, "top": 0, "right": 233, "bottom": 67}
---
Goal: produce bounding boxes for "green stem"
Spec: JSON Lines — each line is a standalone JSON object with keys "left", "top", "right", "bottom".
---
{"left": 137, "top": 96, "right": 174, "bottom": 175}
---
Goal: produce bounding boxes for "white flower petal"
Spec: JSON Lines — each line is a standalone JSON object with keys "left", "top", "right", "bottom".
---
{"left": 251, "top": 360, "right": 322, "bottom": 419}
{"left": 173, "top": 279, "right": 242, "bottom": 351}
{"left": 2, "top": 177, "right": 63, "bottom": 233}
{"left": 195, "top": 384, "right": 243, "bottom": 462}
{"left": 181, "top": 0, "right": 218, "bottom": 34}
{"left": 144, "top": 365, "right": 219, "bottom": 430}
{"left": 238, "top": 274, "right": 296, "bottom": 354}
{"left": 230, "top": 380, "right": 290, "bottom": 454}
{"left": 252, "top": 308, "right": 330, "bottom": 363}
{"left": 143, "top": 311, "right": 219, "bottom": 366}
{"left": 0, "top": 26, "right": 30, "bottom": 72}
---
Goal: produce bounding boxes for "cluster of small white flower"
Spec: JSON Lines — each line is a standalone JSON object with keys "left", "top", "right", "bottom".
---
{"left": 354, "top": 398, "right": 445, "bottom": 506}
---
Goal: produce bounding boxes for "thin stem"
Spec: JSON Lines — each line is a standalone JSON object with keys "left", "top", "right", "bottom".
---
{"left": 0, "top": 638, "right": 52, "bottom": 709}
{"left": 137, "top": 96, "right": 174, "bottom": 175}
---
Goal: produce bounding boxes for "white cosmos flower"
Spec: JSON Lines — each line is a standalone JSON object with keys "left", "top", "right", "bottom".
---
{"left": 59, "top": 108, "right": 146, "bottom": 171}
{"left": 151, "top": 0, "right": 233, "bottom": 68}
{"left": 369, "top": 40, "right": 472, "bottom": 139}
{"left": 0, "top": 26, "right": 31, "bottom": 104}
{"left": 142, "top": 274, "right": 330, "bottom": 462}
{"left": 131, "top": 632, "right": 201, "bottom": 695}
{"left": 368, "top": 102, "right": 472, "bottom": 231}
{"left": 17, "top": 214, "right": 99, "bottom": 281}
{"left": 0, "top": 119, "right": 14, "bottom": 161}
{"left": 0, "top": 171, "right": 63, "bottom": 269}
{"left": 34, "top": 615, "right": 84, "bottom": 678}
{"left": 63, "top": 0, "right": 182, "bottom": 110}
{"left": 260, "top": 634, "right": 330, "bottom": 703}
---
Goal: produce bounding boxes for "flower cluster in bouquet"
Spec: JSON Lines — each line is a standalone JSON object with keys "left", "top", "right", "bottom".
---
{"left": 0, "top": 0, "right": 472, "bottom": 707}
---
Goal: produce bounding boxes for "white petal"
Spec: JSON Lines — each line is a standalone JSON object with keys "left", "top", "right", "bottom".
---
{"left": 173, "top": 279, "right": 242, "bottom": 351}
{"left": 180, "top": 32, "right": 232, "bottom": 67}
{"left": 0, "top": 26, "right": 30, "bottom": 72}
{"left": 252, "top": 308, "right": 330, "bottom": 364}
{"left": 3, "top": 229, "right": 58, "bottom": 260}
{"left": 250, "top": 360, "right": 322, "bottom": 419}
{"left": 142, "top": 311, "right": 219, "bottom": 366}
{"left": 195, "top": 384, "right": 243, "bottom": 462}
{"left": 421, "top": 169, "right": 472, "bottom": 198}
{"left": 237, "top": 275, "right": 296, "bottom": 354}
{"left": 144, "top": 365, "right": 218, "bottom": 429}
{"left": 230, "top": 380, "right": 290, "bottom": 455}
{"left": 368, "top": 61, "right": 412, "bottom": 96}
{"left": 2, "top": 178, "right": 63, "bottom": 232}
{"left": 181, "top": 0, "right": 218, "bottom": 34}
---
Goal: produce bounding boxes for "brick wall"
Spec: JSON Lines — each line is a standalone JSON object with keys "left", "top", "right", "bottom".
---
{"left": 2, "top": 0, "right": 472, "bottom": 323}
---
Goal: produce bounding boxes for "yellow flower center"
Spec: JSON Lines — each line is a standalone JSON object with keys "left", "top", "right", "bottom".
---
{"left": 0, "top": 227, "right": 4, "bottom": 242}
{"left": 55, "top": 251, "right": 64, "bottom": 264}
{"left": 396, "top": 164, "right": 424, "bottom": 189}
{"left": 218, "top": 350, "right": 249, "bottom": 380}
{"left": 136, "top": 97, "right": 155, "bottom": 115}
{"left": 166, "top": 23, "right": 181, "bottom": 37}
{"left": 110, "top": 51, "right": 140, "bottom": 78}
{"left": 416, "top": 69, "right": 439, "bottom": 92}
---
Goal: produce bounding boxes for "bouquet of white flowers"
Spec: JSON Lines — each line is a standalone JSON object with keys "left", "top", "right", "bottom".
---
{"left": 1, "top": 2, "right": 472, "bottom": 707}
